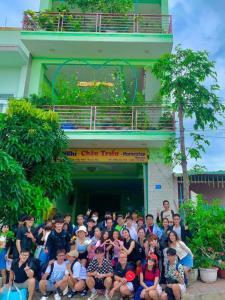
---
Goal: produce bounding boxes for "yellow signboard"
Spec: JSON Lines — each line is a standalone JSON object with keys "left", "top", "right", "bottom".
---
{"left": 65, "top": 148, "right": 148, "bottom": 163}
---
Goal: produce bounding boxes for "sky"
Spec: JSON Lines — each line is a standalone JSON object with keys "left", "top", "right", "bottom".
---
{"left": 0, "top": 0, "right": 225, "bottom": 171}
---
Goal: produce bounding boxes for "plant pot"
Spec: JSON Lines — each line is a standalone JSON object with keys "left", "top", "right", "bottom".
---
{"left": 199, "top": 267, "right": 218, "bottom": 283}
{"left": 218, "top": 268, "right": 225, "bottom": 279}
{"left": 189, "top": 268, "right": 198, "bottom": 283}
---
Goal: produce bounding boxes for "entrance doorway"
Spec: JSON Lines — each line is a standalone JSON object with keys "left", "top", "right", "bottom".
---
{"left": 89, "top": 193, "right": 121, "bottom": 216}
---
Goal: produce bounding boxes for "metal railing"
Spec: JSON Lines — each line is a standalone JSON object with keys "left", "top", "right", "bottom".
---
{"left": 44, "top": 105, "right": 175, "bottom": 131}
{"left": 23, "top": 12, "right": 172, "bottom": 34}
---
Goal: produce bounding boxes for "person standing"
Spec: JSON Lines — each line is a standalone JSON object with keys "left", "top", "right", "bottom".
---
{"left": 45, "top": 218, "right": 70, "bottom": 260}
{"left": 157, "top": 200, "right": 175, "bottom": 225}
{"left": 145, "top": 215, "right": 162, "bottom": 239}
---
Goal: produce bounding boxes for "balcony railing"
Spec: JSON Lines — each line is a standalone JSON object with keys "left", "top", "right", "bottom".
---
{"left": 23, "top": 12, "right": 172, "bottom": 34}
{"left": 45, "top": 105, "right": 175, "bottom": 131}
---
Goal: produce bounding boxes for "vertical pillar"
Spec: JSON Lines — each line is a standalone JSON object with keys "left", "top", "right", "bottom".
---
{"left": 28, "top": 60, "right": 45, "bottom": 96}
{"left": 161, "top": 0, "right": 169, "bottom": 33}
{"left": 143, "top": 163, "right": 149, "bottom": 215}
{"left": 144, "top": 69, "right": 160, "bottom": 102}
{"left": 17, "top": 65, "right": 28, "bottom": 98}
{"left": 147, "top": 148, "right": 178, "bottom": 217}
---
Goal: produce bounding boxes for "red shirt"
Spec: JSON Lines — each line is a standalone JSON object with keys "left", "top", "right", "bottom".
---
{"left": 142, "top": 265, "right": 160, "bottom": 281}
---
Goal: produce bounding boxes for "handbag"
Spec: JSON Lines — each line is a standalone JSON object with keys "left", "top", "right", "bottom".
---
{"left": 0, "top": 284, "right": 27, "bottom": 300}
{"left": 34, "top": 245, "right": 44, "bottom": 259}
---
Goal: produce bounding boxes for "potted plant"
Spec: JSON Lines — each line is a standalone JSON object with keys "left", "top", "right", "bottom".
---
{"left": 181, "top": 196, "right": 225, "bottom": 284}
{"left": 218, "top": 261, "right": 225, "bottom": 279}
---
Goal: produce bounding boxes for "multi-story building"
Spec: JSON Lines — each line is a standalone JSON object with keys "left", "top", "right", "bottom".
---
{"left": 0, "top": 0, "right": 177, "bottom": 216}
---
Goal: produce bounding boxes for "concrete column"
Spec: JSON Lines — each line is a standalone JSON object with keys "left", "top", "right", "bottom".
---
{"left": 147, "top": 148, "right": 178, "bottom": 217}
{"left": 161, "top": 0, "right": 169, "bottom": 15}
{"left": 28, "top": 60, "right": 45, "bottom": 96}
{"left": 17, "top": 65, "right": 28, "bottom": 98}
{"left": 144, "top": 69, "right": 160, "bottom": 102}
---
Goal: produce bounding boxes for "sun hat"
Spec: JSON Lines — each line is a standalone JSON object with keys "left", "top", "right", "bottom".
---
{"left": 67, "top": 250, "right": 79, "bottom": 258}
{"left": 76, "top": 225, "right": 88, "bottom": 235}
{"left": 125, "top": 270, "right": 136, "bottom": 282}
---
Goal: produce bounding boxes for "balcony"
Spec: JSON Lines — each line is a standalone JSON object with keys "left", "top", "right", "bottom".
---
{"left": 23, "top": 12, "right": 172, "bottom": 34}
{"left": 45, "top": 105, "right": 175, "bottom": 131}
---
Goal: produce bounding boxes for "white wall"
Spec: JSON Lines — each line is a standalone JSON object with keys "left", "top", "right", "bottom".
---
{"left": 0, "top": 67, "right": 21, "bottom": 97}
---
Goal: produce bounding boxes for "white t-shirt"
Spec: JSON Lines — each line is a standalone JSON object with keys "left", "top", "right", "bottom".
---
{"left": 71, "top": 261, "right": 87, "bottom": 280}
{"left": 46, "top": 261, "right": 68, "bottom": 283}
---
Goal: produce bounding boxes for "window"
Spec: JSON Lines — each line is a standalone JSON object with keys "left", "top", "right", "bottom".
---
{"left": 0, "top": 94, "right": 13, "bottom": 113}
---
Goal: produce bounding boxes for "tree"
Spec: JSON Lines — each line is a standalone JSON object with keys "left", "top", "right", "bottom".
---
{"left": 0, "top": 100, "right": 73, "bottom": 204}
{"left": 152, "top": 45, "right": 225, "bottom": 201}
{"left": 0, "top": 150, "right": 51, "bottom": 224}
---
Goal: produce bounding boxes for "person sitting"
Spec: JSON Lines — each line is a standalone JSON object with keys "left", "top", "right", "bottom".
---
{"left": 0, "top": 249, "right": 36, "bottom": 300}
{"left": 86, "top": 246, "right": 113, "bottom": 300}
{"left": 66, "top": 250, "right": 87, "bottom": 298}
{"left": 109, "top": 251, "right": 137, "bottom": 299}
{"left": 75, "top": 226, "right": 91, "bottom": 266}
{"left": 160, "top": 248, "right": 186, "bottom": 300}
{"left": 39, "top": 249, "right": 68, "bottom": 300}
{"left": 135, "top": 255, "right": 161, "bottom": 300}
{"left": 157, "top": 200, "right": 175, "bottom": 225}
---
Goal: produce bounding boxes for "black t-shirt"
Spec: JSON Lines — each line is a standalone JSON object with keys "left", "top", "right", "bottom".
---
{"left": 123, "top": 239, "right": 137, "bottom": 263}
{"left": 46, "top": 230, "right": 70, "bottom": 260}
{"left": 16, "top": 226, "right": 34, "bottom": 252}
{"left": 11, "top": 259, "right": 35, "bottom": 283}
{"left": 114, "top": 262, "right": 130, "bottom": 278}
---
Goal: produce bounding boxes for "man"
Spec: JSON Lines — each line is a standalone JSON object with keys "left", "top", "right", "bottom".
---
{"left": 125, "top": 216, "right": 138, "bottom": 241}
{"left": 97, "top": 212, "right": 113, "bottom": 231}
{"left": 66, "top": 250, "right": 87, "bottom": 298}
{"left": 109, "top": 251, "right": 137, "bottom": 299}
{"left": 105, "top": 217, "right": 114, "bottom": 238}
{"left": 16, "top": 215, "right": 36, "bottom": 258}
{"left": 172, "top": 214, "right": 191, "bottom": 243}
{"left": 73, "top": 215, "right": 85, "bottom": 234}
{"left": 161, "top": 248, "right": 186, "bottom": 300}
{"left": 145, "top": 214, "right": 162, "bottom": 239}
{"left": 157, "top": 200, "right": 175, "bottom": 224}
{"left": 45, "top": 218, "right": 70, "bottom": 260}
{"left": 0, "top": 249, "right": 36, "bottom": 300}
{"left": 64, "top": 214, "right": 74, "bottom": 236}
{"left": 131, "top": 210, "right": 138, "bottom": 231}
{"left": 115, "top": 214, "right": 126, "bottom": 232}
{"left": 86, "top": 247, "right": 113, "bottom": 300}
{"left": 87, "top": 218, "right": 96, "bottom": 238}
{"left": 39, "top": 249, "right": 68, "bottom": 300}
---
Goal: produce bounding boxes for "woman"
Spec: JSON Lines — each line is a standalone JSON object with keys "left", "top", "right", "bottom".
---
{"left": 0, "top": 225, "right": 13, "bottom": 285}
{"left": 135, "top": 256, "right": 161, "bottom": 300}
{"left": 109, "top": 230, "right": 124, "bottom": 266}
{"left": 94, "top": 230, "right": 111, "bottom": 259}
{"left": 137, "top": 227, "right": 149, "bottom": 259}
{"left": 75, "top": 226, "right": 91, "bottom": 266}
{"left": 168, "top": 230, "right": 193, "bottom": 282}
{"left": 87, "top": 227, "right": 101, "bottom": 261}
{"left": 147, "top": 234, "right": 162, "bottom": 274}
{"left": 159, "top": 218, "right": 171, "bottom": 250}
{"left": 121, "top": 228, "right": 137, "bottom": 267}
{"left": 36, "top": 222, "right": 52, "bottom": 265}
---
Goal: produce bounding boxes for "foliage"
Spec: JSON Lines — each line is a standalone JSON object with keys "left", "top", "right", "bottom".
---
{"left": 0, "top": 100, "right": 73, "bottom": 204}
{"left": 65, "top": 0, "right": 133, "bottom": 13}
{"left": 181, "top": 195, "right": 225, "bottom": 268}
{"left": 152, "top": 45, "right": 225, "bottom": 200}
{"left": 0, "top": 150, "right": 51, "bottom": 225}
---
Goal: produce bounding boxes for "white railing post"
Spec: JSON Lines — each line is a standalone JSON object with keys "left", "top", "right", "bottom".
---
{"left": 93, "top": 106, "right": 96, "bottom": 130}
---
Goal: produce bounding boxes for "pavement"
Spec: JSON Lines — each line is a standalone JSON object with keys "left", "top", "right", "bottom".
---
{"left": 33, "top": 279, "right": 225, "bottom": 300}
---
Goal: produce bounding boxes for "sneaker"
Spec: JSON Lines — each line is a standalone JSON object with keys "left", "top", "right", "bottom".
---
{"left": 88, "top": 290, "right": 98, "bottom": 300}
{"left": 105, "top": 290, "right": 110, "bottom": 300}
{"left": 54, "top": 293, "right": 61, "bottom": 300}
{"left": 40, "top": 296, "right": 48, "bottom": 300}
{"left": 80, "top": 289, "right": 87, "bottom": 296}
{"left": 63, "top": 286, "right": 69, "bottom": 296}
{"left": 67, "top": 290, "right": 77, "bottom": 298}
{"left": 56, "top": 287, "right": 63, "bottom": 297}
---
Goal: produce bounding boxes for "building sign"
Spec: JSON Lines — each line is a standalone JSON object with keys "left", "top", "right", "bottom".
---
{"left": 65, "top": 148, "right": 148, "bottom": 163}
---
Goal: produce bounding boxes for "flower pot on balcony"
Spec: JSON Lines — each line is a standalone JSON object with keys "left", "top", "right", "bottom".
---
{"left": 218, "top": 268, "right": 225, "bottom": 279}
{"left": 199, "top": 267, "right": 218, "bottom": 283}
{"left": 189, "top": 268, "right": 199, "bottom": 284}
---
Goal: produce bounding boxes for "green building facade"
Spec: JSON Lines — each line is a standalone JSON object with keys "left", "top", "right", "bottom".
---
{"left": 0, "top": 0, "right": 178, "bottom": 217}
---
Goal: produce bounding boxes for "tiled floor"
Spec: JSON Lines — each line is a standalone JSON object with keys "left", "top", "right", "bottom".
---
{"left": 33, "top": 279, "right": 225, "bottom": 299}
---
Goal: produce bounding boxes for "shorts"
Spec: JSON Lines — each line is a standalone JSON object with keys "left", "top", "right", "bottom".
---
{"left": 94, "top": 279, "right": 106, "bottom": 289}
{"left": 46, "top": 281, "right": 57, "bottom": 292}
{"left": 126, "top": 282, "right": 134, "bottom": 292}
{"left": 0, "top": 249, "right": 7, "bottom": 270}
{"left": 179, "top": 254, "right": 193, "bottom": 268}
{"left": 2, "top": 281, "right": 29, "bottom": 291}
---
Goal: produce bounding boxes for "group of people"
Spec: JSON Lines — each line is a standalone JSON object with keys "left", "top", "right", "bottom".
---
{"left": 0, "top": 200, "right": 193, "bottom": 300}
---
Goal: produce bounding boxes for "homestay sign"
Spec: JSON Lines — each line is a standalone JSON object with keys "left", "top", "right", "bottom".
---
{"left": 65, "top": 148, "right": 148, "bottom": 163}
